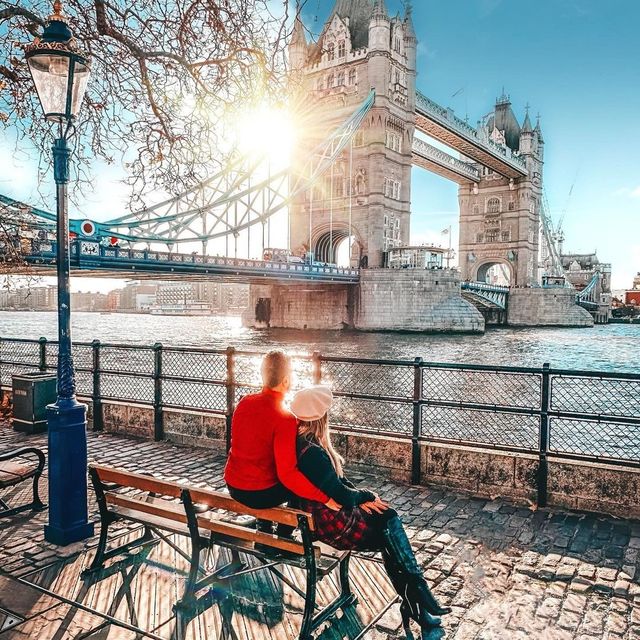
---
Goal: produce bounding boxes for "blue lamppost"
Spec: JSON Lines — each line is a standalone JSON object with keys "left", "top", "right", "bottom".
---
{"left": 25, "top": 1, "right": 94, "bottom": 545}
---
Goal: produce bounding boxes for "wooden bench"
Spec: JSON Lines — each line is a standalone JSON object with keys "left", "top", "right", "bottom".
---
{"left": 86, "top": 464, "right": 357, "bottom": 639}
{"left": 0, "top": 447, "right": 46, "bottom": 518}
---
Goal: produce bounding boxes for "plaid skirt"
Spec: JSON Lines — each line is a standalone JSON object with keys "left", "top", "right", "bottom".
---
{"left": 297, "top": 499, "right": 394, "bottom": 551}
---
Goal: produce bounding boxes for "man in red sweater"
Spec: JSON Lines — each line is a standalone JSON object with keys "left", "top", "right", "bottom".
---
{"left": 224, "top": 351, "right": 339, "bottom": 515}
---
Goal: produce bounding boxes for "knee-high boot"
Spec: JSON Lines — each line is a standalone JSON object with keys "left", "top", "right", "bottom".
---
{"left": 382, "top": 516, "right": 452, "bottom": 620}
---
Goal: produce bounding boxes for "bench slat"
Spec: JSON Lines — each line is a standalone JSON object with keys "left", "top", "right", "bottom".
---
{"left": 92, "top": 464, "right": 314, "bottom": 530}
{"left": 105, "top": 492, "right": 310, "bottom": 557}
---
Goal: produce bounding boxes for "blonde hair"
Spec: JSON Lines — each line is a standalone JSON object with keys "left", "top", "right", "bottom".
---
{"left": 298, "top": 413, "right": 344, "bottom": 477}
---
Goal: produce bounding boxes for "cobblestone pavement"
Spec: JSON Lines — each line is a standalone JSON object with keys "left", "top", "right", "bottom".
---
{"left": 2, "top": 423, "right": 640, "bottom": 639}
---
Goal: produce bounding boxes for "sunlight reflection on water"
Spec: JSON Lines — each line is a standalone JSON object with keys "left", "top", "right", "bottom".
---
{"left": 4, "top": 311, "right": 639, "bottom": 373}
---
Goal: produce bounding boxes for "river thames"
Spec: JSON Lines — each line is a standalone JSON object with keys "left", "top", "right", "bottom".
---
{"left": 1, "top": 311, "right": 638, "bottom": 373}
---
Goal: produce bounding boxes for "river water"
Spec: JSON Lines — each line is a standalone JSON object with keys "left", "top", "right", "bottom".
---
{"left": 1, "top": 311, "right": 638, "bottom": 373}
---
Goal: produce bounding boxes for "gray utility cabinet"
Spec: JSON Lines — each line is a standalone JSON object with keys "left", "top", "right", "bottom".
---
{"left": 12, "top": 372, "right": 57, "bottom": 434}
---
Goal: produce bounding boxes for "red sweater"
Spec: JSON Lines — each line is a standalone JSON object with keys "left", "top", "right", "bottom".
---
{"left": 224, "top": 388, "right": 328, "bottom": 503}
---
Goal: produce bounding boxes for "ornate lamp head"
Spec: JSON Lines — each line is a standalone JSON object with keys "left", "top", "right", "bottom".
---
{"left": 25, "top": 1, "right": 91, "bottom": 123}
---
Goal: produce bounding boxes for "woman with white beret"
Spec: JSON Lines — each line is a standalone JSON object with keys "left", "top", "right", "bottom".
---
{"left": 290, "top": 385, "right": 451, "bottom": 634}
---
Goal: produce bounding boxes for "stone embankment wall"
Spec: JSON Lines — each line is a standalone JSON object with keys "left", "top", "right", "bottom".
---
{"left": 244, "top": 269, "right": 485, "bottom": 333}
{"left": 354, "top": 269, "right": 485, "bottom": 333}
{"left": 507, "top": 287, "right": 594, "bottom": 327}
{"left": 89, "top": 399, "right": 640, "bottom": 522}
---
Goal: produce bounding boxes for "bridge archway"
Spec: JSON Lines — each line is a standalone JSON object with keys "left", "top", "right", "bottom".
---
{"left": 312, "top": 224, "right": 363, "bottom": 267}
{"left": 476, "top": 260, "right": 512, "bottom": 286}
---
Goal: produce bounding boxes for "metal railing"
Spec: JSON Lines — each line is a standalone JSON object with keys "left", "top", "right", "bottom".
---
{"left": 415, "top": 90, "right": 528, "bottom": 174}
{"left": 22, "top": 241, "right": 360, "bottom": 283}
{"left": 1, "top": 337, "right": 639, "bottom": 506}
{"left": 411, "top": 138, "right": 480, "bottom": 182}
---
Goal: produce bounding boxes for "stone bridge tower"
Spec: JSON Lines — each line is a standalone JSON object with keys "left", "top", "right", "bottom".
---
{"left": 288, "top": 0, "right": 417, "bottom": 268}
{"left": 458, "top": 94, "right": 544, "bottom": 286}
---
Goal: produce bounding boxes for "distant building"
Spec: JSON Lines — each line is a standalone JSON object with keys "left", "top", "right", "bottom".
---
{"left": 0, "top": 285, "right": 57, "bottom": 310}
{"left": 119, "top": 281, "right": 158, "bottom": 311}
{"left": 624, "top": 272, "right": 640, "bottom": 306}
{"left": 71, "top": 291, "right": 108, "bottom": 312}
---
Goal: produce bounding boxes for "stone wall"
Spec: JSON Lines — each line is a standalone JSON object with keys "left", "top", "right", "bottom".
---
{"left": 355, "top": 268, "right": 485, "bottom": 333}
{"left": 243, "top": 283, "right": 352, "bottom": 330}
{"left": 244, "top": 269, "right": 484, "bottom": 333}
{"left": 14, "top": 394, "right": 640, "bottom": 521}
{"left": 507, "top": 287, "right": 594, "bottom": 327}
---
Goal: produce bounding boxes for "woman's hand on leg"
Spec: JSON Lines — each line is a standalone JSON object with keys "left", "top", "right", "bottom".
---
{"left": 360, "top": 498, "right": 389, "bottom": 514}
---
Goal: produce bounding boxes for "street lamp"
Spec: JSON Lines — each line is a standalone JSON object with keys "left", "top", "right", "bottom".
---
{"left": 25, "top": 0, "right": 94, "bottom": 545}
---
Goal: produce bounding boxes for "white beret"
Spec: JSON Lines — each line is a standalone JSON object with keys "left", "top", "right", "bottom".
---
{"left": 290, "top": 385, "right": 334, "bottom": 421}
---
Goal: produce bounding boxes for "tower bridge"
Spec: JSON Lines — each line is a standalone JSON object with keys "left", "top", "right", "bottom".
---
{"left": 0, "top": 0, "right": 594, "bottom": 332}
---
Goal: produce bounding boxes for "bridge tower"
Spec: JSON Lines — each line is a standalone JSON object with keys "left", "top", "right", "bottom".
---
{"left": 458, "top": 94, "right": 544, "bottom": 286}
{"left": 288, "top": 0, "right": 417, "bottom": 268}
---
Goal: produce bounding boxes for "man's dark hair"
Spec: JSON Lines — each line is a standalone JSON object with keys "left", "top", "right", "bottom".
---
{"left": 261, "top": 351, "right": 291, "bottom": 388}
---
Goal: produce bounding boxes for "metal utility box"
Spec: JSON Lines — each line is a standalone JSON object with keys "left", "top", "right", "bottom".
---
{"left": 12, "top": 372, "right": 57, "bottom": 434}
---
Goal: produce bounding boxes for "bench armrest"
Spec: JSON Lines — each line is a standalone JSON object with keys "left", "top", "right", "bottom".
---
{"left": 0, "top": 447, "right": 46, "bottom": 473}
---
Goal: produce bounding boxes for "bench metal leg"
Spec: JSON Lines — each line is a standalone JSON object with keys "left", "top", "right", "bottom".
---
{"left": 31, "top": 471, "right": 45, "bottom": 511}
{"left": 339, "top": 553, "right": 357, "bottom": 606}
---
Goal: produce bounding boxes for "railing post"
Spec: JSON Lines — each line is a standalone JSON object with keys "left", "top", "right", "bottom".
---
{"left": 91, "top": 340, "right": 103, "bottom": 431}
{"left": 538, "top": 362, "right": 551, "bottom": 507}
{"left": 226, "top": 347, "right": 236, "bottom": 453}
{"left": 312, "top": 351, "right": 322, "bottom": 384}
{"left": 152, "top": 343, "right": 164, "bottom": 442}
{"left": 411, "top": 357, "right": 423, "bottom": 485}
{"left": 38, "top": 336, "right": 47, "bottom": 372}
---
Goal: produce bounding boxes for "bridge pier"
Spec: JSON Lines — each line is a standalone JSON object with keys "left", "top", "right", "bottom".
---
{"left": 506, "top": 287, "right": 594, "bottom": 327}
{"left": 243, "top": 269, "right": 485, "bottom": 333}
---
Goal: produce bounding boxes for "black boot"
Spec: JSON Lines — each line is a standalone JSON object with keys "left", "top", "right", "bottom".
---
{"left": 382, "top": 516, "right": 452, "bottom": 618}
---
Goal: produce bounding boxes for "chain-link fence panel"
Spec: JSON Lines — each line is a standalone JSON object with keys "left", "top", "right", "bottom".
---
{"left": 100, "top": 373, "right": 154, "bottom": 404}
{"left": 321, "top": 360, "right": 414, "bottom": 399}
{"left": 330, "top": 396, "right": 412, "bottom": 435}
{"left": 162, "top": 380, "right": 226, "bottom": 412}
{"left": 0, "top": 340, "right": 40, "bottom": 386}
{"left": 422, "top": 406, "right": 539, "bottom": 450}
{"left": 234, "top": 353, "right": 263, "bottom": 388}
{"left": 551, "top": 376, "right": 640, "bottom": 419}
{"left": 549, "top": 417, "right": 640, "bottom": 460}
{"left": 423, "top": 367, "right": 542, "bottom": 409}
{"left": 162, "top": 349, "right": 226, "bottom": 382}
{"left": 100, "top": 346, "right": 154, "bottom": 375}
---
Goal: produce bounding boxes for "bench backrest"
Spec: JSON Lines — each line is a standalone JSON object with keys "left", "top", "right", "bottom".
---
{"left": 90, "top": 463, "right": 315, "bottom": 533}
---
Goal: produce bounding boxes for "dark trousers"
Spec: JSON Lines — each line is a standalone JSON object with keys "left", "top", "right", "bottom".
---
{"left": 227, "top": 483, "right": 295, "bottom": 535}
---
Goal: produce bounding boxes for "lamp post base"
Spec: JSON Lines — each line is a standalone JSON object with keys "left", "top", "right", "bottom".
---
{"left": 44, "top": 397, "right": 94, "bottom": 546}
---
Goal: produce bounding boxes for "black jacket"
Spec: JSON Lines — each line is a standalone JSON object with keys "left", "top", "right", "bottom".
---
{"left": 296, "top": 435, "right": 375, "bottom": 507}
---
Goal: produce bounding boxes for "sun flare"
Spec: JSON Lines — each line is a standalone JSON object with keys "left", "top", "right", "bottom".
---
{"left": 235, "top": 104, "right": 297, "bottom": 169}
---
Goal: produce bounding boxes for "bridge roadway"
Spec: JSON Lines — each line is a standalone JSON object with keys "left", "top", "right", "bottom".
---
{"left": 21, "top": 240, "right": 360, "bottom": 284}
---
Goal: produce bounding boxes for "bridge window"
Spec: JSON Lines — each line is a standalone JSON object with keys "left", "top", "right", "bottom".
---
{"left": 354, "top": 131, "right": 364, "bottom": 147}
{"left": 472, "top": 204, "right": 480, "bottom": 215}
{"left": 384, "top": 215, "right": 389, "bottom": 226}
{"left": 338, "top": 40, "right": 346, "bottom": 58}
{"left": 486, "top": 198, "right": 501, "bottom": 214}
{"left": 476, "top": 233, "right": 484, "bottom": 243}
{"left": 327, "top": 73, "right": 334, "bottom": 87}
{"left": 385, "top": 131, "right": 402, "bottom": 153}
{"left": 337, "top": 71, "right": 345, "bottom": 86}
{"left": 334, "top": 176, "right": 344, "bottom": 197}
{"left": 316, "top": 77, "right": 324, "bottom": 91}
{"left": 394, "top": 37, "right": 401, "bottom": 53}
{"left": 327, "top": 42, "right": 335, "bottom": 61}
{"left": 508, "top": 200, "right": 515, "bottom": 211}
{"left": 348, "top": 68, "right": 357, "bottom": 85}
{"left": 501, "top": 230, "right": 511, "bottom": 242}
{"left": 486, "top": 231, "right": 498, "bottom": 242}
{"left": 384, "top": 178, "right": 401, "bottom": 200}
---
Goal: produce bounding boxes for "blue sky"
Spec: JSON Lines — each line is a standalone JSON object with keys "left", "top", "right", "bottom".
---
{"left": 2, "top": 0, "right": 639, "bottom": 290}
{"left": 304, "top": 0, "right": 640, "bottom": 289}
